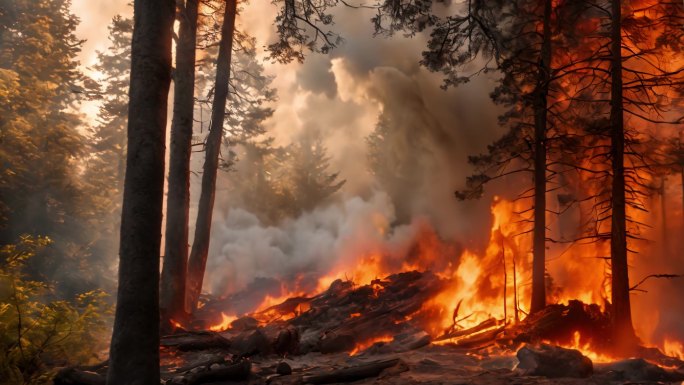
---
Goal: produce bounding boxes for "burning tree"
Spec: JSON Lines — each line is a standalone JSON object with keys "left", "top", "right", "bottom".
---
{"left": 381, "top": 0, "right": 578, "bottom": 316}
{"left": 597, "top": 0, "right": 681, "bottom": 347}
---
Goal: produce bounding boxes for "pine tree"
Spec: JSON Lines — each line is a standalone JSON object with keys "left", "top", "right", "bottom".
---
{"left": 186, "top": 0, "right": 238, "bottom": 313}
{"left": 0, "top": 0, "right": 102, "bottom": 293}
{"left": 285, "top": 134, "right": 346, "bottom": 214}
{"left": 106, "top": 0, "right": 175, "bottom": 382}
{"left": 160, "top": 0, "right": 200, "bottom": 331}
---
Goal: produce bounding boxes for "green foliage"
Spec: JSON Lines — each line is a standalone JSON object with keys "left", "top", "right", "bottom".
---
{"left": 0, "top": 235, "right": 111, "bottom": 385}
{"left": 0, "top": 0, "right": 112, "bottom": 296}
{"left": 283, "top": 135, "right": 346, "bottom": 213}
{"left": 223, "top": 136, "right": 346, "bottom": 224}
{"left": 366, "top": 112, "right": 426, "bottom": 222}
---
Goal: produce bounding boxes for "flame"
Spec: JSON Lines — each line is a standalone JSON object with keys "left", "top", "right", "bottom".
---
{"left": 556, "top": 331, "right": 615, "bottom": 363}
{"left": 349, "top": 335, "right": 394, "bottom": 356}
{"left": 663, "top": 338, "right": 684, "bottom": 360}
{"left": 209, "top": 312, "right": 238, "bottom": 332}
{"left": 169, "top": 319, "right": 184, "bottom": 331}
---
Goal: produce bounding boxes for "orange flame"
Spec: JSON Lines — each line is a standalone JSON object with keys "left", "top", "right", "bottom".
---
{"left": 663, "top": 338, "right": 684, "bottom": 360}
{"left": 349, "top": 335, "right": 394, "bottom": 356}
{"left": 209, "top": 312, "right": 238, "bottom": 332}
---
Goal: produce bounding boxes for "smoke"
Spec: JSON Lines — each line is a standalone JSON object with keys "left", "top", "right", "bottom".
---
{"left": 204, "top": 190, "right": 450, "bottom": 297}
{"left": 196, "top": 3, "right": 509, "bottom": 299}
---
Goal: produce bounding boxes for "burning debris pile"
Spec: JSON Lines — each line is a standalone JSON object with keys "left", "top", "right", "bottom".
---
{"left": 55, "top": 271, "right": 684, "bottom": 385}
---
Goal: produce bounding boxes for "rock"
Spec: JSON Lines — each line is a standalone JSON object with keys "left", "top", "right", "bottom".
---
{"left": 516, "top": 344, "right": 593, "bottom": 378}
{"left": 598, "top": 358, "right": 684, "bottom": 382}
{"left": 274, "top": 326, "right": 300, "bottom": 356}
{"left": 276, "top": 361, "right": 293, "bottom": 375}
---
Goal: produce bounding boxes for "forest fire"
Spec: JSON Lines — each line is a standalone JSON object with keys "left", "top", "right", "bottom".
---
{"left": 3, "top": 0, "right": 682, "bottom": 383}
{"left": 197, "top": 194, "right": 681, "bottom": 365}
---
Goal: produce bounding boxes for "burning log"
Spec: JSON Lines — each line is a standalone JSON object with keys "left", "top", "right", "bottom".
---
{"left": 301, "top": 358, "right": 406, "bottom": 384}
{"left": 508, "top": 300, "right": 611, "bottom": 348}
{"left": 435, "top": 318, "right": 499, "bottom": 341}
{"left": 454, "top": 325, "right": 506, "bottom": 349}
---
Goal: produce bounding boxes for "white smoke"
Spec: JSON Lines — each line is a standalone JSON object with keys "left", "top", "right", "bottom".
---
{"left": 205, "top": 191, "right": 399, "bottom": 296}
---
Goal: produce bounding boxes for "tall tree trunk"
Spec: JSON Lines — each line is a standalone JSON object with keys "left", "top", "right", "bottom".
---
{"left": 659, "top": 177, "right": 668, "bottom": 257}
{"left": 106, "top": 0, "right": 174, "bottom": 383}
{"left": 530, "top": 0, "right": 552, "bottom": 315}
{"left": 186, "top": 0, "right": 237, "bottom": 312}
{"left": 160, "top": 0, "right": 200, "bottom": 332}
{"left": 608, "top": 0, "right": 636, "bottom": 348}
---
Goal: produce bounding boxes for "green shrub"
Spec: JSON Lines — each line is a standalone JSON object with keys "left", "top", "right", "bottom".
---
{"left": 0, "top": 235, "right": 112, "bottom": 385}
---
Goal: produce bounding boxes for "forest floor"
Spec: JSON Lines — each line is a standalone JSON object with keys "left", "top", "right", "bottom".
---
{"left": 156, "top": 342, "right": 684, "bottom": 385}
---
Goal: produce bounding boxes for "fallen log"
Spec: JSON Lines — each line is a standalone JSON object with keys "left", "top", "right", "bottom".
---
{"left": 181, "top": 360, "right": 251, "bottom": 385}
{"left": 161, "top": 331, "right": 231, "bottom": 351}
{"left": 53, "top": 368, "right": 105, "bottom": 385}
{"left": 302, "top": 358, "right": 403, "bottom": 384}
{"left": 455, "top": 325, "right": 506, "bottom": 348}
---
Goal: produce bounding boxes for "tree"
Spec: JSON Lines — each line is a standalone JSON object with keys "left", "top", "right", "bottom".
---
{"left": 106, "top": 0, "right": 174, "bottom": 384}
{"left": 366, "top": 112, "right": 429, "bottom": 223}
{"left": 284, "top": 134, "right": 346, "bottom": 214}
{"left": 160, "top": 0, "right": 200, "bottom": 332}
{"left": 0, "top": 0, "right": 105, "bottom": 296}
{"left": 607, "top": 0, "right": 634, "bottom": 346}
{"left": 186, "top": 0, "right": 238, "bottom": 313}
{"left": 416, "top": 0, "right": 562, "bottom": 314}
{"left": 573, "top": 0, "right": 682, "bottom": 347}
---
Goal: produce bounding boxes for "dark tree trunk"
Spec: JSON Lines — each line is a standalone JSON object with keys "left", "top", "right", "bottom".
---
{"left": 160, "top": 0, "right": 200, "bottom": 332}
{"left": 186, "top": 0, "right": 237, "bottom": 312}
{"left": 659, "top": 177, "right": 668, "bottom": 256}
{"left": 530, "top": 0, "right": 552, "bottom": 315}
{"left": 106, "top": 0, "right": 174, "bottom": 384}
{"left": 608, "top": 0, "right": 636, "bottom": 348}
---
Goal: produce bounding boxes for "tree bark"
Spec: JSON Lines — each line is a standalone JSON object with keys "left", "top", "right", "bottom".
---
{"left": 106, "top": 0, "right": 174, "bottom": 384}
{"left": 186, "top": 0, "right": 237, "bottom": 312}
{"left": 608, "top": 0, "right": 636, "bottom": 348}
{"left": 160, "top": 0, "right": 200, "bottom": 332}
{"left": 530, "top": 0, "right": 552, "bottom": 315}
